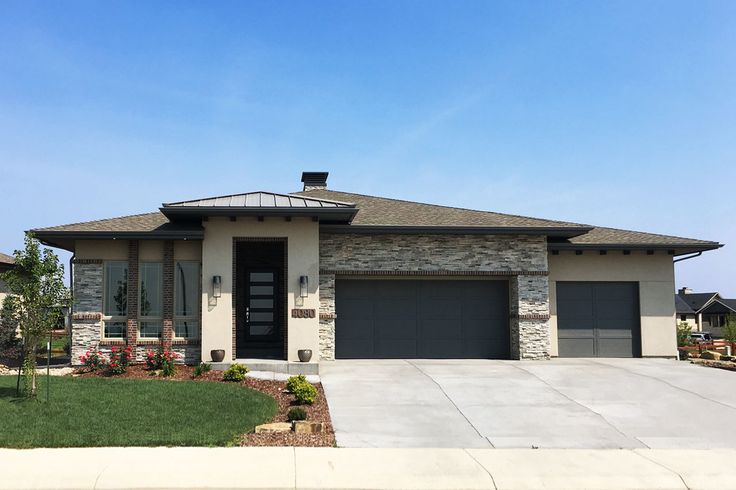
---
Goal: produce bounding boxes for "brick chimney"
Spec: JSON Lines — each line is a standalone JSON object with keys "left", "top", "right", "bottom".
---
{"left": 678, "top": 287, "right": 693, "bottom": 295}
{"left": 301, "top": 171, "right": 329, "bottom": 191}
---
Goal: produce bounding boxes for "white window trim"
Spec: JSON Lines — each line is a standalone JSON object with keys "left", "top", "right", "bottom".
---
{"left": 173, "top": 261, "right": 201, "bottom": 340}
{"left": 139, "top": 261, "right": 163, "bottom": 339}
{"left": 101, "top": 261, "right": 128, "bottom": 341}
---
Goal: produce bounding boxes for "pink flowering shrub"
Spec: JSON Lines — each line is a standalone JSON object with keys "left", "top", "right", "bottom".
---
{"left": 80, "top": 350, "right": 104, "bottom": 371}
{"left": 145, "top": 347, "right": 179, "bottom": 377}
{"left": 107, "top": 345, "right": 133, "bottom": 375}
{"left": 79, "top": 346, "right": 132, "bottom": 375}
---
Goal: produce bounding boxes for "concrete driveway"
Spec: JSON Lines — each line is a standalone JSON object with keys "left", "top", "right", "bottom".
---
{"left": 320, "top": 358, "right": 736, "bottom": 448}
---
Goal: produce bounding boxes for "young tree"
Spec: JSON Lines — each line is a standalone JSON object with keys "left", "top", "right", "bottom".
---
{"left": 723, "top": 313, "right": 736, "bottom": 345}
{"left": 0, "top": 234, "right": 69, "bottom": 398}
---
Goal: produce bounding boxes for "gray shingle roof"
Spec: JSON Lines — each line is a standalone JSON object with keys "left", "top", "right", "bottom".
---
{"left": 294, "top": 189, "right": 589, "bottom": 230}
{"left": 675, "top": 295, "right": 695, "bottom": 314}
{"left": 678, "top": 292, "right": 719, "bottom": 312}
{"left": 31, "top": 186, "right": 723, "bottom": 255}
{"left": 0, "top": 252, "right": 15, "bottom": 265}
{"left": 562, "top": 226, "right": 719, "bottom": 248}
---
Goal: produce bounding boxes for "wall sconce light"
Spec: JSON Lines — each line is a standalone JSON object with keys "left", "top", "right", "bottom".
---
{"left": 299, "top": 275, "right": 309, "bottom": 298}
{"left": 213, "top": 275, "right": 222, "bottom": 298}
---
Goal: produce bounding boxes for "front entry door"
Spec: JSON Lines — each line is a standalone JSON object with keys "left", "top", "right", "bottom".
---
{"left": 237, "top": 267, "right": 283, "bottom": 358}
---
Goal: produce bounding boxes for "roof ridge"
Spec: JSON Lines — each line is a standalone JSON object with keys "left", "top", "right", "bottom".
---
{"left": 33, "top": 211, "right": 163, "bottom": 231}
{"left": 297, "top": 189, "right": 591, "bottom": 228}
{"left": 164, "top": 190, "right": 355, "bottom": 207}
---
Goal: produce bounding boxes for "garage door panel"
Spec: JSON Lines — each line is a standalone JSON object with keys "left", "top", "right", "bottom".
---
{"left": 556, "top": 281, "right": 640, "bottom": 358}
{"left": 558, "top": 338, "right": 597, "bottom": 357}
{"left": 419, "top": 340, "right": 464, "bottom": 358}
{"left": 419, "top": 318, "right": 462, "bottom": 340}
{"left": 557, "top": 300, "right": 594, "bottom": 321}
{"left": 375, "top": 339, "right": 416, "bottom": 358}
{"left": 597, "top": 339, "right": 635, "bottom": 357}
{"left": 336, "top": 279, "right": 509, "bottom": 359}
{"left": 418, "top": 298, "right": 462, "bottom": 318}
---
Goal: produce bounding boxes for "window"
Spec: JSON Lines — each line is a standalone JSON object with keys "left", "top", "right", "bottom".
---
{"left": 680, "top": 314, "right": 687, "bottom": 322}
{"left": 139, "top": 262, "right": 163, "bottom": 338}
{"left": 174, "top": 261, "right": 200, "bottom": 338}
{"left": 103, "top": 262, "right": 128, "bottom": 339}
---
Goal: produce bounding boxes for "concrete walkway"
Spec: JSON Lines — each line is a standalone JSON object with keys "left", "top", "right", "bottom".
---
{"left": 1, "top": 447, "right": 735, "bottom": 489}
{"left": 320, "top": 358, "right": 736, "bottom": 448}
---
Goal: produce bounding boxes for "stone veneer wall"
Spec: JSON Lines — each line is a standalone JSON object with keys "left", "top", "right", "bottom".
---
{"left": 318, "top": 233, "right": 550, "bottom": 360}
{"left": 71, "top": 260, "right": 104, "bottom": 363}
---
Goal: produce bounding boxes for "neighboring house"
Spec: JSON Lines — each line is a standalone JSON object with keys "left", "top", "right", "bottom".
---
{"left": 0, "top": 252, "right": 16, "bottom": 309}
{"left": 677, "top": 288, "right": 736, "bottom": 337}
{"left": 31, "top": 172, "right": 722, "bottom": 369}
{"left": 675, "top": 295, "right": 697, "bottom": 330}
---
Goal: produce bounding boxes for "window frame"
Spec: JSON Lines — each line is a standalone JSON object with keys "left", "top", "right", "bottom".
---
{"left": 173, "top": 260, "right": 201, "bottom": 340}
{"left": 101, "top": 261, "right": 128, "bottom": 340}
{"left": 138, "top": 261, "right": 164, "bottom": 339}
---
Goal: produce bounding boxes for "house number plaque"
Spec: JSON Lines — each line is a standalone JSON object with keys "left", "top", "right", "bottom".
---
{"left": 291, "top": 309, "right": 316, "bottom": 318}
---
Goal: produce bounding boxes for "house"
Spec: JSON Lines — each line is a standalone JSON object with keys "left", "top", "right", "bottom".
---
{"left": 0, "top": 252, "right": 16, "bottom": 309}
{"left": 675, "top": 294, "right": 697, "bottom": 330}
{"left": 677, "top": 288, "right": 736, "bottom": 337}
{"left": 31, "top": 172, "right": 722, "bottom": 370}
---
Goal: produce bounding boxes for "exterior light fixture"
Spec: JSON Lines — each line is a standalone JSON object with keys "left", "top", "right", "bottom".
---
{"left": 213, "top": 275, "right": 222, "bottom": 298}
{"left": 300, "top": 275, "right": 309, "bottom": 298}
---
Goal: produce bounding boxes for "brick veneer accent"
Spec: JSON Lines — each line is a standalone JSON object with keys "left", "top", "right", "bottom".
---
{"left": 126, "top": 240, "right": 139, "bottom": 346}
{"left": 162, "top": 240, "right": 174, "bottom": 348}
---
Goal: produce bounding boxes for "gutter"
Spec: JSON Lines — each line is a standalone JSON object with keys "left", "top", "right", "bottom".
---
{"left": 673, "top": 252, "right": 703, "bottom": 263}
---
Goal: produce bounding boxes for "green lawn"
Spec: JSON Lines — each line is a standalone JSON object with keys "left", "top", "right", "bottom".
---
{"left": 0, "top": 375, "right": 277, "bottom": 448}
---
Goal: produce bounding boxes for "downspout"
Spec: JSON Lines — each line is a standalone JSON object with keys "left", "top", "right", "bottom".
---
{"left": 672, "top": 251, "right": 704, "bottom": 350}
{"left": 673, "top": 251, "right": 702, "bottom": 263}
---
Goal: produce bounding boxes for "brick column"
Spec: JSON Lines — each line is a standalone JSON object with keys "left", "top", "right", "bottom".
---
{"left": 126, "top": 240, "right": 139, "bottom": 346}
{"left": 162, "top": 240, "right": 174, "bottom": 349}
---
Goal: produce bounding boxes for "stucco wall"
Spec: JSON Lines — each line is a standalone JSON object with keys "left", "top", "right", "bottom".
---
{"left": 548, "top": 251, "right": 676, "bottom": 357}
{"left": 200, "top": 217, "right": 320, "bottom": 363}
{"left": 318, "top": 233, "right": 550, "bottom": 360}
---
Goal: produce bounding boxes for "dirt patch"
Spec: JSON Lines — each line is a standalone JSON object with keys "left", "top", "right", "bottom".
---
{"left": 74, "top": 364, "right": 335, "bottom": 447}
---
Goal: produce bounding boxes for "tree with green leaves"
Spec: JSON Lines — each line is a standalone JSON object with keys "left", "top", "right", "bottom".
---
{"left": 723, "top": 313, "right": 736, "bottom": 345}
{"left": 0, "top": 234, "right": 69, "bottom": 398}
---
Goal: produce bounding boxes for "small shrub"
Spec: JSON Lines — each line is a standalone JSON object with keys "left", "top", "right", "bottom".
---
{"left": 80, "top": 349, "right": 105, "bottom": 372}
{"left": 145, "top": 347, "right": 180, "bottom": 377}
{"left": 287, "top": 375, "right": 318, "bottom": 405}
{"left": 222, "top": 363, "right": 249, "bottom": 382}
{"left": 286, "top": 374, "right": 308, "bottom": 393}
{"left": 676, "top": 322, "right": 692, "bottom": 348}
{"left": 287, "top": 407, "right": 308, "bottom": 422}
{"left": 193, "top": 362, "right": 212, "bottom": 378}
{"left": 106, "top": 345, "right": 133, "bottom": 375}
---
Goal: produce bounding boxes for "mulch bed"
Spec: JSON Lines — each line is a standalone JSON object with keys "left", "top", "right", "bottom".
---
{"left": 690, "top": 358, "right": 736, "bottom": 372}
{"left": 73, "top": 364, "right": 335, "bottom": 447}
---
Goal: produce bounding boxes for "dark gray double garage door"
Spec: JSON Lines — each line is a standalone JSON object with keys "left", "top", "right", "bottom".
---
{"left": 557, "top": 282, "right": 641, "bottom": 358}
{"left": 335, "top": 279, "right": 510, "bottom": 359}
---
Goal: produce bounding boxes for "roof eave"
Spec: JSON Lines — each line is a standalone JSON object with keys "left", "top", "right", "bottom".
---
{"left": 318, "top": 224, "right": 594, "bottom": 237}
{"left": 31, "top": 229, "right": 205, "bottom": 253}
{"left": 160, "top": 207, "right": 358, "bottom": 223}
{"left": 548, "top": 242, "right": 723, "bottom": 256}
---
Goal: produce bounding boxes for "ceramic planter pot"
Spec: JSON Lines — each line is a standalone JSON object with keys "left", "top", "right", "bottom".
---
{"left": 211, "top": 349, "right": 226, "bottom": 363}
{"left": 297, "top": 349, "right": 313, "bottom": 362}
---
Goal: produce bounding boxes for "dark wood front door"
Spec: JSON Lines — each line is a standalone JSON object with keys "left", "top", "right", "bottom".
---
{"left": 245, "top": 268, "right": 280, "bottom": 343}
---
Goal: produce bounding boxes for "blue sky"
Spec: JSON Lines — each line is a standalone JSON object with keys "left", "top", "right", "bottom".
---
{"left": 1, "top": 0, "right": 734, "bottom": 295}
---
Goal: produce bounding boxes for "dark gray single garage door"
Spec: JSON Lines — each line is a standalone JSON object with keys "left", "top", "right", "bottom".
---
{"left": 335, "top": 279, "right": 509, "bottom": 359}
{"left": 557, "top": 282, "right": 641, "bottom": 358}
